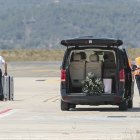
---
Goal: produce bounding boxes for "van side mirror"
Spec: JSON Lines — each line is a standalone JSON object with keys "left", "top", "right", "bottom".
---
{"left": 132, "top": 65, "right": 137, "bottom": 71}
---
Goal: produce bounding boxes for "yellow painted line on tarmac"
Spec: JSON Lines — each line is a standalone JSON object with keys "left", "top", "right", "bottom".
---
{"left": 46, "top": 81, "right": 59, "bottom": 84}
{"left": 46, "top": 79, "right": 60, "bottom": 84}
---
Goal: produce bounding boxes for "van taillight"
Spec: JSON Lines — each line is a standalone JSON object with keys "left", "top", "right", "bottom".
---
{"left": 119, "top": 69, "right": 125, "bottom": 82}
{"left": 61, "top": 69, "right": 66, "bottom": 82}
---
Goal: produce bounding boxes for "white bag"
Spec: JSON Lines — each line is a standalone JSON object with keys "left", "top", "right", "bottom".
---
{"left": 103, "top": 79, "right": 112, "bottom": 93}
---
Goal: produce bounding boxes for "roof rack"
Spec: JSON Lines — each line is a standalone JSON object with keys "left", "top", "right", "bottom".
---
{"left": 61, "top": 37, "right": 123, "bottom": 47}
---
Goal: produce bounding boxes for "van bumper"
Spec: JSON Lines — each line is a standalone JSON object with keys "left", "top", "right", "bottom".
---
{"left": 61, "top": 93, "right": 122, "bottom": 105}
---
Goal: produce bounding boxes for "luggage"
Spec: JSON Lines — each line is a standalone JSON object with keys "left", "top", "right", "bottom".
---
{"left": 2, "top": 75, "right": 14, "bottom": 101}
{"left": 103, "top": 79, "right": 112, "bottom": 94}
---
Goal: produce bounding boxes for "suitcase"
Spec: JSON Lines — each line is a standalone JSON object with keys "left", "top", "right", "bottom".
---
{"left": 2, "top": 76, "right": 14, "bottom": 101}
{"left": 9, "top": 76, "right": 14, "bottom": 100}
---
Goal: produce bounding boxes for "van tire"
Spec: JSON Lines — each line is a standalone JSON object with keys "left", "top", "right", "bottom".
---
{"left": 61, "top": 100, "right": 70, "bottom": 111}
{"left": 70, "top": 103, "right": 76, "bottom": 109}
{"left": 128, "top": 99, "right": 133, "bottom": 108}
{"left": 119, "top": 100, "right": 128, "bottom": 111}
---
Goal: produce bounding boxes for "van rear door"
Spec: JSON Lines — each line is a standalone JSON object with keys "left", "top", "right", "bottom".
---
{"left": 122, "top": 49, "right": 134, "bottom": 99}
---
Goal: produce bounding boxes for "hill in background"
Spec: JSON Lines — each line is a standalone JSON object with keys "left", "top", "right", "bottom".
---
{"left": 0, "top": 0, "right": 140, "bottom": 49}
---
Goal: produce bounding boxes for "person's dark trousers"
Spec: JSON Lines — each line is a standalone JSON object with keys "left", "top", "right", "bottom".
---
{"left": 0, "top": 69, "right": 3, "bottom": 100}
{"left": 135, "top": 75, "right": 140, "bottom": 95}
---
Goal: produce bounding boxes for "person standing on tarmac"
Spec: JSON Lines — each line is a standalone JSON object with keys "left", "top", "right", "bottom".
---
{"left": 0, "top": 56, "right": 7, "bottom": 100}
{"left": 134, "top": 57, "right": 140, "bottom": 95}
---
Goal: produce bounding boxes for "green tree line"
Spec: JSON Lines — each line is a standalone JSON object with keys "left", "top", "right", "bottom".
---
{"left": 0, "top": 0, "right": 139, "bottom": 49}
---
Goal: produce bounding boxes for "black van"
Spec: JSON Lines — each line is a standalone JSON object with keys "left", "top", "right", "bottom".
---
{"left": 60, "top": 37, "right": 134, "bottom": 111}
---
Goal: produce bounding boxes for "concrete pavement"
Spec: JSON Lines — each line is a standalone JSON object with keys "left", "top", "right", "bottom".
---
{"left": 0, "top": 76, "right": 139, "bottom": 140}
{"left": 0, "top": 61, "right": 139, "bottom": 140}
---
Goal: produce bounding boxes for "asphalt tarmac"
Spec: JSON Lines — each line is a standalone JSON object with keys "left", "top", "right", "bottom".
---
{"left": 8, "top": 61, "right": 61, "bottom": 77}
{"left": 0, "top": 62, "right": 139, "bottom": 140}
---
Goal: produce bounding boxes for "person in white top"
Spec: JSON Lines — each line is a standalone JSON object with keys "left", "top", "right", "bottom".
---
{"left": 0, "top": 56, "right": 7, "bottom": 100}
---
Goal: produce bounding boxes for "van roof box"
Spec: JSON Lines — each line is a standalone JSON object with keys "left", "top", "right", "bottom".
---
{"left": 61, "top": 37, "right": 123, "bottom": 47}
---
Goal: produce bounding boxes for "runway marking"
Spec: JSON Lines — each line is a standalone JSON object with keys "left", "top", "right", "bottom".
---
{"left": 35, "top": 79, "right": 46, "bottom": 81}
{"left": 0, "top": 109, "right": 17, "bottom": 119}
{"left": 52, "top": 98, "right": 59, "bottom": 102}
{"left": 43, "top": 95, "right": 59, "bottom": 102}
{"left": 0, "top": 109, "right": 12, "bottom": 115}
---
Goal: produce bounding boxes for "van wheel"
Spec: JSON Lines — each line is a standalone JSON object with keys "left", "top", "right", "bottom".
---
{"left": 128, "top": 99, "right": 133, "bottom": 108}
{"left": 70, "top": 103, "right": 76, "bottom": 109}
{"left": 119, "top": 100, "right": 128, "bottom": 111}
{"left": 61, "top": 100, "right": 70, "bottom": 111}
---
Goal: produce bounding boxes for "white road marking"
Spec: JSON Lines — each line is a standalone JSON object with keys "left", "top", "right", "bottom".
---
{"left": 0, "top": 109, "right": 17, "bottom": 119}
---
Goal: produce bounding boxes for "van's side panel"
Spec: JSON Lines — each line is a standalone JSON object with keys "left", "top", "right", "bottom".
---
{"left": 122, "top": 49, "right": 134, "bottom": 99}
